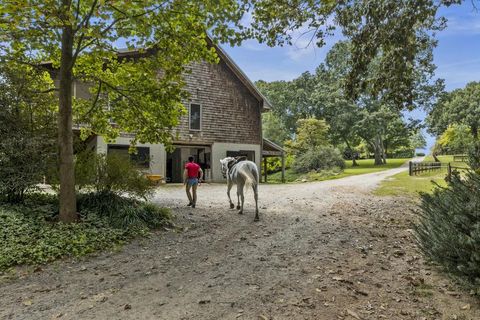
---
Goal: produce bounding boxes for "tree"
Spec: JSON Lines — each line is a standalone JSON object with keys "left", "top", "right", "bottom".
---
{"left": 251, "top": 0, "right": 451, "bottom": 107}
{"left": 256, "top": 72, "right": 318, "bottom": 134}
{"left": 0, "top": 61, "right": 57, "bottom": 202}
{"left": 438, "top": 124, "right": 473, "bottom": 154}
{"left": 262, "top": 112, "right": 290, "bottom": 146}
{"left": 0, "top": 1, "right": 265, "bottom": 222}
{"left": 427, "top": 82, "right": 480, "bottom": 140}
{"left": 288, "top": 118, "right": 329, "bottom": 155}
{"left": 410, "top": 131, "right": 427, "bottom": 150}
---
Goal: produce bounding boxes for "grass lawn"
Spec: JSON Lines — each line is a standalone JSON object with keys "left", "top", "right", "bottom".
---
{"left": 374, "top": 170, "right": 447, "bottom": 196}
{"left": 374, "top": 154, "right": 469, "bottom": 197}
{"left": 266, "top": 158, "right": 410, "bottom": 183}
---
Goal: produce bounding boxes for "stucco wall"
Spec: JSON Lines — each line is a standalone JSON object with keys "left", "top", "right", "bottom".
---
{"left": 211, "top": 142, "right": 261, "bottom": 182}
{"left": 95, "top": 136, "right": 166, "bottom": 176}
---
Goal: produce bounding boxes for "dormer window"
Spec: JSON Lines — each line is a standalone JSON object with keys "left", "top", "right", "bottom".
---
{"left": 189, "top": 103, "right": 201, "bottom": 131}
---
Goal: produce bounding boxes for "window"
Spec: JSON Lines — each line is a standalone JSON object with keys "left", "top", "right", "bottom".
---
{"left": 226, "top": 150, "right": 255, "bottom": 162}
{"left": 107, "top": 145, "right": 150, "bottom": 168}
{"left": 189, "top": 103, "right": 201, "bottom": 131}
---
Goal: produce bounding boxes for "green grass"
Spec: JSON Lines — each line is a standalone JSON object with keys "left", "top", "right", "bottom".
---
{"left": 374, "top": 170, "right": 447, "bottom": 196}
{"left": 374, "top": 154, "right": 472, "bottom": 197}
{"left": 266, "top": 158, "right": 410, "bottom": 183}
{"left": 423, "top": 154, "right": 469, "bottom": 168}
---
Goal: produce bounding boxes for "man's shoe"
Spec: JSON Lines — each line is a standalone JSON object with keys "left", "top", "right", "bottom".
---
{"left": 187, "top": 202, "right": 192, "bottom": 207}
{"left": 192, "top": 204, "right": 196, "bottom": 208}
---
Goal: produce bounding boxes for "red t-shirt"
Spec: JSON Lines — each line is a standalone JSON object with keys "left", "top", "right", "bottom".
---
{"left": 185, "top": 162, "right": 200, "bottom": 179}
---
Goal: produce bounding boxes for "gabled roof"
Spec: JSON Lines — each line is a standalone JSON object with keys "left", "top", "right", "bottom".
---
{"left": 263, "top": 138, "right": 285, "bottom": 156}
{"left": 207, "top": 38, "right": 272, "bottom": 111}
{"left": 39, "top": 38, "right": 272, "bottom": 112}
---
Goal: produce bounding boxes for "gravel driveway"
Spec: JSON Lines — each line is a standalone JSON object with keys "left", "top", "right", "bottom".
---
{"left": 1, "top": 163, "right": 479, "bottom": 320}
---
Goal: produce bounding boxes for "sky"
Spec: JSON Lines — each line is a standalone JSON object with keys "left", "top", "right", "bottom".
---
{"left": 221, "top": 2, "right": 480, "bottom": 152}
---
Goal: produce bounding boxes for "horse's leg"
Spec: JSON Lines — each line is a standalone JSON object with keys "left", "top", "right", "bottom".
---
{"left": 237, "top": 183, "right": 244, "bottom": 214}
{"left": 239, "top": 183, "right": 245, "bottom": 215}
{"left": 236, "top": 191, "right": 240, "bottom": 210}
{"left": 227, "top": 181, "right": 234, "bottom": 209}
{"left": 253, "top": 183, "right": 259, "bottom": 222}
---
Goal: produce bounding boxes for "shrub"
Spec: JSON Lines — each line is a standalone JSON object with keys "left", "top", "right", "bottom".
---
{"left": 0, "top": 207, "right": 129, "bottom": 270}
{"left": 467, "top": 141, "right": 480, "bottom": 172}
{"left": 0, "top": 193, "right": 171, "bottom": 270}
{"left": 266, "top": 154, "right": 294, "bottom": 173}
{"left": 416, "top": 171, "right": 480, "bottom": 292}
{"left": 292, "top": 146, "right": 346, "bottom": 173}
{"left": 77, "top": 191, "right": 171, "bottom": 230}
{"left": 416, "top": 152, "right": 426, "bottom": 157}
{"left": 75, "top": 151, "right": 154, "bottom": 199}
{"left": 0, "top": 134, "right": 56, "bottom": 203}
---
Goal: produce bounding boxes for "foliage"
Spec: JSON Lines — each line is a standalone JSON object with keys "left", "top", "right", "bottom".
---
{"left": 428, "top": 82, "right": 480, "bottom": 139}
{"left": 416, "top": 171, "right": 480, "bottom": 292}
{"left": 262, "top": 112, "right": 290, "bottom": 146}
{"left": 265, "top": 154, "right": 294, "bottom": 174}
{"left": 0, "top": 62, "right": 57, "bottom": 203}
{"left": 256, "top": 72, "right": 319, "bottom": 133}
{"left": 467, "top": 141, "right": 480, "bottom": 172}
{"left": 75, "top": 151, "right": 154, "bottom": 199}
{"left": 292, "top": 146, "right": 345, "bottom": 174}
{"left": 0, "top": 193, "right": 171, "bottom": 270}
{"left": 437, "top": 124, "right": 473, "bottom": 154}
{"left": 411, "top": 131, "right": 427, "bottom": 150}
{"left": 251, "top": 0, "right": 446, "bottom": 108}
{"left": 0, "top": 0, "right": 284, "bottom": 221}
{"left": 289, "top": 118, "right": 329, "bottom": 155}
{"left": 268, "top": 158, "right": 409, "bottom": 183}
{"left": 77, "top": 191, "right": 171, "bottom": 230}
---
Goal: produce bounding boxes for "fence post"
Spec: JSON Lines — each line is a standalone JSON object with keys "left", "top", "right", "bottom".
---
{"left": 447, "top": 163, "right": 452, "bottom": 181}
{"left": 409, "top": 161, "right": 413, "bottom": 176}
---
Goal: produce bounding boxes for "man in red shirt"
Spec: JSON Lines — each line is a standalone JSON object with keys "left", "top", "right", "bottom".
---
{"left": 183, "top": 156, "right": 203, "bottom": 208}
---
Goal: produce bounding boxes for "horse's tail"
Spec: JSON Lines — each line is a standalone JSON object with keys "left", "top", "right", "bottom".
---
{"left": 239, "top": 162, "right": 258, "bottom": 192}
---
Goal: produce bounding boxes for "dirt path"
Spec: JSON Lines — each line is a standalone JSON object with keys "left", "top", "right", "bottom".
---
{"left": 1, "top": 165, "right": 479, "bottom": 320}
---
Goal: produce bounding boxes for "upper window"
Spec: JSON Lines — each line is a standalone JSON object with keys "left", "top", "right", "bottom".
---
{"left": 189, "top": 103, "right": 201, "bottom": 131}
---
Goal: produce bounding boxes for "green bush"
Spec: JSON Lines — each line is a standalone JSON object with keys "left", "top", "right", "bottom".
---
{"left": 75, "top": 151, "right": 154, "bottom": 199}
{"left": 265, "top": 154, "right": 294, "bottom": 173}
{"left": 467, "top": 141, "right": 480, "bottom": 172}
{"left": 292, "top": 146, "right": 346, "bottom": 173}
{"left": 0, "top": 134, "right": 56, "bottom": 203}
{"left": 0, "top": 193, "right": 171, "bottom": 271}
{"left": 416, "top": 171, "right": 480, "bottom": 292}
{"left": 77, "top": 191, "right": 171, "bottom": 230}
{"left": 0, "top": 208, "right": 129, "bottom": 270}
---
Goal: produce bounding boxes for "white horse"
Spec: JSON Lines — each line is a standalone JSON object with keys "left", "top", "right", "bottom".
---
{"left": 220, "top": 157, "right": 260, "bottom": 221}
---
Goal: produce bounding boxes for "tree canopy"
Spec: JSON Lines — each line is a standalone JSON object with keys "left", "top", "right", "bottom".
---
{"left": 427, "top": 81, "right": 480, "bottom": 140}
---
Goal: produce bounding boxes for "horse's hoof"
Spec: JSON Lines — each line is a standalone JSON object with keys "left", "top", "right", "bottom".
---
{"left": 230, "top": 203, "right": 234, "bottom": 209}
{"left": 236, "top": 205, "right": 241, "bottom": 210}
{"left": 254, "top": 216, "right": 260, "bottom": 222}
{"left": 238, "top": 211, "right": 243, "bottom": 215}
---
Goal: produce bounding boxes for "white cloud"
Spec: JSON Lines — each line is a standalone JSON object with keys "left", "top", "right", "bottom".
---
{"left": 440, "top": 13, "right": 480, "bottom": 36}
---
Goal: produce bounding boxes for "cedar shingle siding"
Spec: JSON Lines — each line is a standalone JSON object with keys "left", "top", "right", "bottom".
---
{"left": 176, "top": 60, "right": 262, "bottom": 145}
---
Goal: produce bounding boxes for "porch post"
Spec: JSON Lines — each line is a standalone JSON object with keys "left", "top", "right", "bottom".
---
{"left": 281, "top": 152, "right": 285, "bottom": 183}
{"left": 263, "top": 156, "right": 268, "bottom": 183}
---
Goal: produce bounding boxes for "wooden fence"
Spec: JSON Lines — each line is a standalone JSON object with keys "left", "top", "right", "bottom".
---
{"left": 409, "top": 161, "right": 443, "bottom": 176}
{"left": 453, "top": 154, "right": 468, "bottom": 162}
{"left": 409, "top": 161, "right": 469, "bottom": 179}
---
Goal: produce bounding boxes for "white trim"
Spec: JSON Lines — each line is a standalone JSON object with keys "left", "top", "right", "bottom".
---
{"left": 189, "top": 103, "right": 202, "bottom": 131}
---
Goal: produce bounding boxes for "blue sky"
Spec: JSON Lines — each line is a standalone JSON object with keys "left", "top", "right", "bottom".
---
{"left": 222, "top": 2, "right": 480, "bottom": 152}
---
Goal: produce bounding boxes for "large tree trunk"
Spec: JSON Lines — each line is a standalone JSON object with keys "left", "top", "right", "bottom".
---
{"left": 58, "top": 1, "right": 77, "bottom": 222}
{"left": 344, "top": 138, "right": 358, "bottom": 166}
{"left": 373, "top": 135, "right": 384, "bottom": 165}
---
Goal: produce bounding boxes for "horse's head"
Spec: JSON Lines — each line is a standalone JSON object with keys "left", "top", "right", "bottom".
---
{"left": 220, "top": 157, "right": 236, "bottom": 178}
